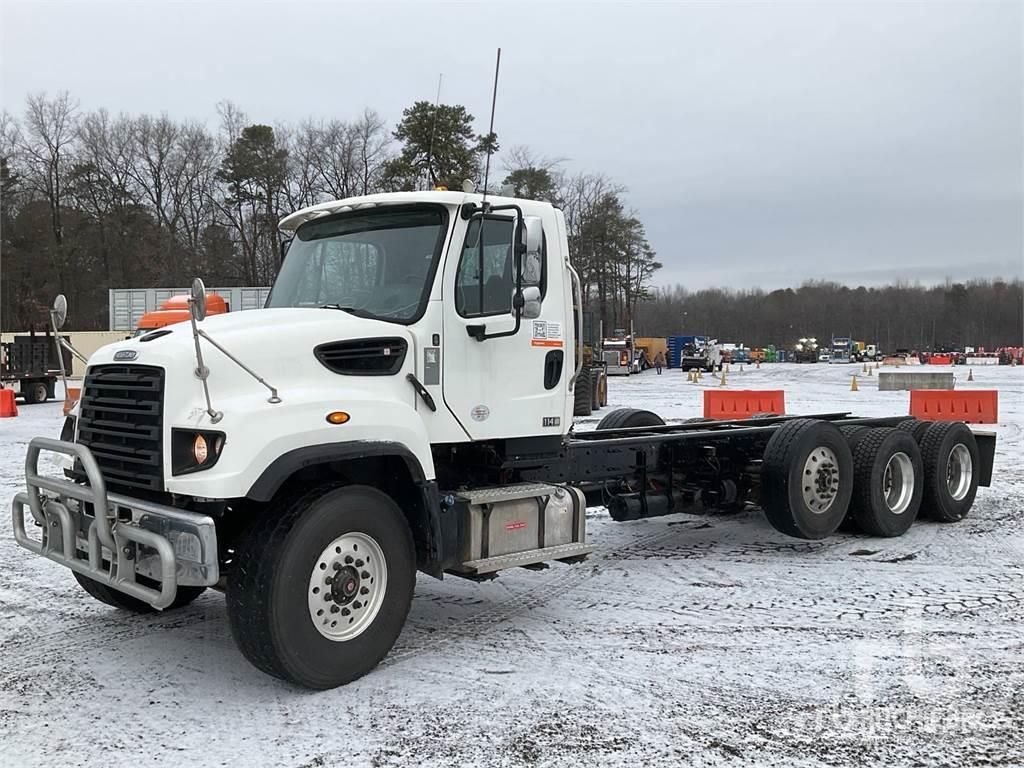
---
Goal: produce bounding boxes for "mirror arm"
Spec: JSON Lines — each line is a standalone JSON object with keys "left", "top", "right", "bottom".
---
{"left": 58, "top": 336, "right": 89, "bottom": 364}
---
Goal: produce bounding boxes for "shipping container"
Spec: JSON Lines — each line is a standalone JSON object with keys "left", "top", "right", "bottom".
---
{"left": 108, "top": 287, "right": 271, "bottom": 331}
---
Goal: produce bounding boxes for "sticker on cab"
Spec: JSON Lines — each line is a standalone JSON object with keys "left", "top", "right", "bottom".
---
{"left": 531, "top": 320, "right": 563, "bottom": 348}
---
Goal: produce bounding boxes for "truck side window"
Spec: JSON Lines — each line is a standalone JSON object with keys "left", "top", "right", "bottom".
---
{"left": 455, "top": 216, "right": 516, "bottom": 318}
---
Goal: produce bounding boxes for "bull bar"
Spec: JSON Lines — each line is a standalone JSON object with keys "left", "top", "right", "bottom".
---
{"left": 11, "top": 437, "right": 219, "bottom": 610}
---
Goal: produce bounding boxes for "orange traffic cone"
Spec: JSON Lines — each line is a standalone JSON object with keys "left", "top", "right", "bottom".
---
{"left": 850, "top": 375, "right": 859, "bottom": 392}
{"left": 0, "top": 388, "right": 18, "bottom": 418}
{"left": 720, "top": 371, "right": 727, "bottom": 386}
{"left": 968, "top": 369, "right": 974, "bottom": 382}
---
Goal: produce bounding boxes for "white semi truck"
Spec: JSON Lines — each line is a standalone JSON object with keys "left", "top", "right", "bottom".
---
{"left": 12, "top": 191, "right": 996, "bottom": 689}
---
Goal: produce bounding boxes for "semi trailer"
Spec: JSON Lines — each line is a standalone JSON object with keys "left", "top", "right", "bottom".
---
{"left": 11, "top": 190, "right": 996, "bottom": 689}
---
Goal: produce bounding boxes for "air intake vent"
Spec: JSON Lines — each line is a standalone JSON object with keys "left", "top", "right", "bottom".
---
{"left": 314, "top": 338, "right": 408, "bottom": 376}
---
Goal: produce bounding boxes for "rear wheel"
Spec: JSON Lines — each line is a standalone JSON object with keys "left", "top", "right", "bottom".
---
{"left": 573, "top": 368, "right": 593, "bottom": 417}
{"left": 761, "top": 419, "right": 853, "bottom": 540}
{"left": 849, "top": 428, "right": 923, "bottom": 537}
{"left": 596, "top": 408, "right": 666, "bottom": 430}
{"left": 226, "top": 484, "right": 415, "bottom": 689}
{"left": 73, "top": 572, "right": 206, "bottom": 613}
{"left": 919, "top": 422, "right": 979, "bottom": 522}
{"left": 21, "top": 381, "right": 49, "bottom": 404}
{"left": 895, "top": 418, "right": 931, "bottom": 442}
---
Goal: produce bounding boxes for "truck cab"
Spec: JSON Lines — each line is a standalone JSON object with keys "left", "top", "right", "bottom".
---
{"left": 13, "top": 191, "right": 588, "bottom": 687}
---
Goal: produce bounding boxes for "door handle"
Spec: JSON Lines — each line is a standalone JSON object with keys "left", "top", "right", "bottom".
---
{"left": 406, "top": 373, "right": 437, "bottom": 412}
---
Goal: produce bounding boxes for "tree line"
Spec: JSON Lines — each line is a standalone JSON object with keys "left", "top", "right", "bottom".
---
{"left": 635, "top": 280, "right": 1024, "bottom": 351}
{"left": 0, "top": 92, "right": 658, "bottom": 331}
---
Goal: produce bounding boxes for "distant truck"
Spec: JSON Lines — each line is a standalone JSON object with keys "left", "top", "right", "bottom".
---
{"left": 134, "top": 294, "right": 228, "bottom": 336}
{"left": 680, "top": 337, "right": 723, "bottom": 372}
{"left": 1, "top": 329, "right": 72, "bottom": 404}
{"left": 602, "top": 337, "right": 634, "bottom": 376}
{"left": 830, "top": 336, "right": 854, "bottom": 364}
{"left": 793, "top": 337, "right": 819, "bottom": 364}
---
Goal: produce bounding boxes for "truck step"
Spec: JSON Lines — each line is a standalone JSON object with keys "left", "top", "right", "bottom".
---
{"left": 456, "top": 482, "right": 565, "bottom": 505}
{"left": 459, "top": 542, "right": 593, "bottom": 575}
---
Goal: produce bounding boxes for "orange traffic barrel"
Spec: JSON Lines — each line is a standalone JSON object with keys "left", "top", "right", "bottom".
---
{"left": 0, "top": 388, "right": 18, "bottom": 418}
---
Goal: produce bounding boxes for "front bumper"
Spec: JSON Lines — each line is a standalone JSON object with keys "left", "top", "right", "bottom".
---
{"left": 12, "top": 437, "right": 219, "bottom": 610}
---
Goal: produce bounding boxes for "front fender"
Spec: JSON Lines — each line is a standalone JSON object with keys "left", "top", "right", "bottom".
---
{"left": 163, "top": 398, "right": 435, "bottom": 499}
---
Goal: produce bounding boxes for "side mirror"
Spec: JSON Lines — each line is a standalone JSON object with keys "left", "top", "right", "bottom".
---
{"left": 189, "top": 277, "right": 208, "bottom": 322}
{"left": 519, "top": 216, "right": 543, "bottom": 286}
{"left": 280, "top": 237, "right": 292, "bottom": 263}
{"left": 51, "top": 294, "right": 68, "bottom": 330}
{"left": 515, "top": 286, "right": 542, "bottom": 320}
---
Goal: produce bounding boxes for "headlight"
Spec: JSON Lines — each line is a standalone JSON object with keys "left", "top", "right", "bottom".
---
{"left": 172, "top": 429, "right": 225, "bottom": 475}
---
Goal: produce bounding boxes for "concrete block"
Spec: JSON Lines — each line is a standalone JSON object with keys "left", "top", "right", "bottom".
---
{"left": 878, "top": 371, "right": 955, "bottom": 391}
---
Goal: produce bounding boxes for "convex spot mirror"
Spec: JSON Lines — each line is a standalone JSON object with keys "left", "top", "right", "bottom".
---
{"left": 518, "top": 286, "right": 542, "bottom": 320}
{"left": 519, "top": 216, "right": 543, "bottom": 287}
{"left": 51, "top": 294, "right": 68, "bottom": 330}
{"left": 190, "top": 277, "right": 208, "bottom": 322}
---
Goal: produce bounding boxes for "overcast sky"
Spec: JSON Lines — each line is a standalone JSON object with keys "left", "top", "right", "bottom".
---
{"left": 2, "top": 0, "right": 1021, "bottom": 289}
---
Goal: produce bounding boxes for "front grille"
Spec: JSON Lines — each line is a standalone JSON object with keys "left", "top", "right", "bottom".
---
{"left": 314, "top": 338, "right": 408, "bottom": 376}
{"left": 76, "top": 365, "right": 164, "bottom": 492}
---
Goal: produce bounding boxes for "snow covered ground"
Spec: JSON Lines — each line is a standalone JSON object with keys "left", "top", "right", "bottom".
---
{"left": 1, "top": 364, "right": 1021, "bottom": 767}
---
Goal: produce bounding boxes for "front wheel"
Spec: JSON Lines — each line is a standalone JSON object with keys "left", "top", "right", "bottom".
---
{"left": 226, "top": 484, "right": 415, "bottom": 689}
{"left": 73, "top": 572, "right": 205, "bottom": 612}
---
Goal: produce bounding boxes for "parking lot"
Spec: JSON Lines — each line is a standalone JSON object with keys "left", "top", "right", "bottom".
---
{"left": 1, "top": 363, "right": 1021, "bottom": 767}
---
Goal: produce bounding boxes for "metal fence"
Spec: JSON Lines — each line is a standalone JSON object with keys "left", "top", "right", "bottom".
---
{"left": 108, "top": 287, "right": 271, "bottom": 331}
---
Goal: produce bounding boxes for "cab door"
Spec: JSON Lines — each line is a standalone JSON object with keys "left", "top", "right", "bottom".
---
{"left": 441, "top": 211, "right": 567, "bottom": 440}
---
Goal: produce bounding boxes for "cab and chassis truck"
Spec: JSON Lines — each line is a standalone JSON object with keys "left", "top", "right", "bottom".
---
{"left": 12, "top": 191, "right": 996, "bottom": 689}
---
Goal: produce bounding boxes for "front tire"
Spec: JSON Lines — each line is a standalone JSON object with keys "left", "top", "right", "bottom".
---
{"left": 761, "top": 419, "right": 853, "bottom": 539}
{"left": 573, "top": 368, "right": 593, "bottom": 417}
{"left": 73, "top": 572, "right": 205, "bottom": 612}
{"left": 226, "top": 484, "right": 415, "bottom": 689}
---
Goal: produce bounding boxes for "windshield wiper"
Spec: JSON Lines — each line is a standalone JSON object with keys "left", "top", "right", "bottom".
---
{"left": 318, "top": 304, "right": 363, "bottom": 316}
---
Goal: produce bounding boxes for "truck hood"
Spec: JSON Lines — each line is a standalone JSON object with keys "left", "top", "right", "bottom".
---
{"left": 88, "top": 307, "right": 417, "bottom": 411}
{"left": 100, "top": 307, "right": 411, "bottom": 364}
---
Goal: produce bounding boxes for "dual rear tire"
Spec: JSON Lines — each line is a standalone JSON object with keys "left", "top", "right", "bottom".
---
{"left": 761, "top": 419, "right": 978, "bottom": 539}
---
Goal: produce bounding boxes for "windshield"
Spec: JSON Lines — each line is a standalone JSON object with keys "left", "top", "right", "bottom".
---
{"left": 267, "top": 205, "right": 447, "bottom": 323}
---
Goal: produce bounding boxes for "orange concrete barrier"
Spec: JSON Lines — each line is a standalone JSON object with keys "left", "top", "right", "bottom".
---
{"left": 0, "top": 388, "right": 18, "bottom": 418}
{"left": 63, "top": 387, "right": 81, "bottom": 417}
{"left": 704, "top": 389, "right": 785, "bottom": 420}
{"left": 909, "top": 390, "right": 998, "bottom": 424}
{"left": 929, "top": 355, "right": 952, "bottom": 365}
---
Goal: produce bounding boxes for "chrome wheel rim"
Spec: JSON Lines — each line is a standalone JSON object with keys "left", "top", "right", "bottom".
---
{"left": 882, "top": 451, "right": 915, "bottom": 514}
{"left": 946, "top": 444, "right": 973, "bottom": 501}
{"left": 801, "top": 446, "right": 840, "bottom": 513}
{"left": 307, "top": 532, "right": 387, "bottom": 642}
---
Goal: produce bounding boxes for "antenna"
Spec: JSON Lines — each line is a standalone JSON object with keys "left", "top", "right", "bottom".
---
{"left": 481, "top": 47, "right": 501, "bottom": 205}
{"left": 425, "top": 73, "right": 443, "bottom": 190}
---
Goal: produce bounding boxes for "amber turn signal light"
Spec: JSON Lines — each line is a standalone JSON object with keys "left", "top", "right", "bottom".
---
{"left": 326, "top": 411, "right": 350, "bottom": 424}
